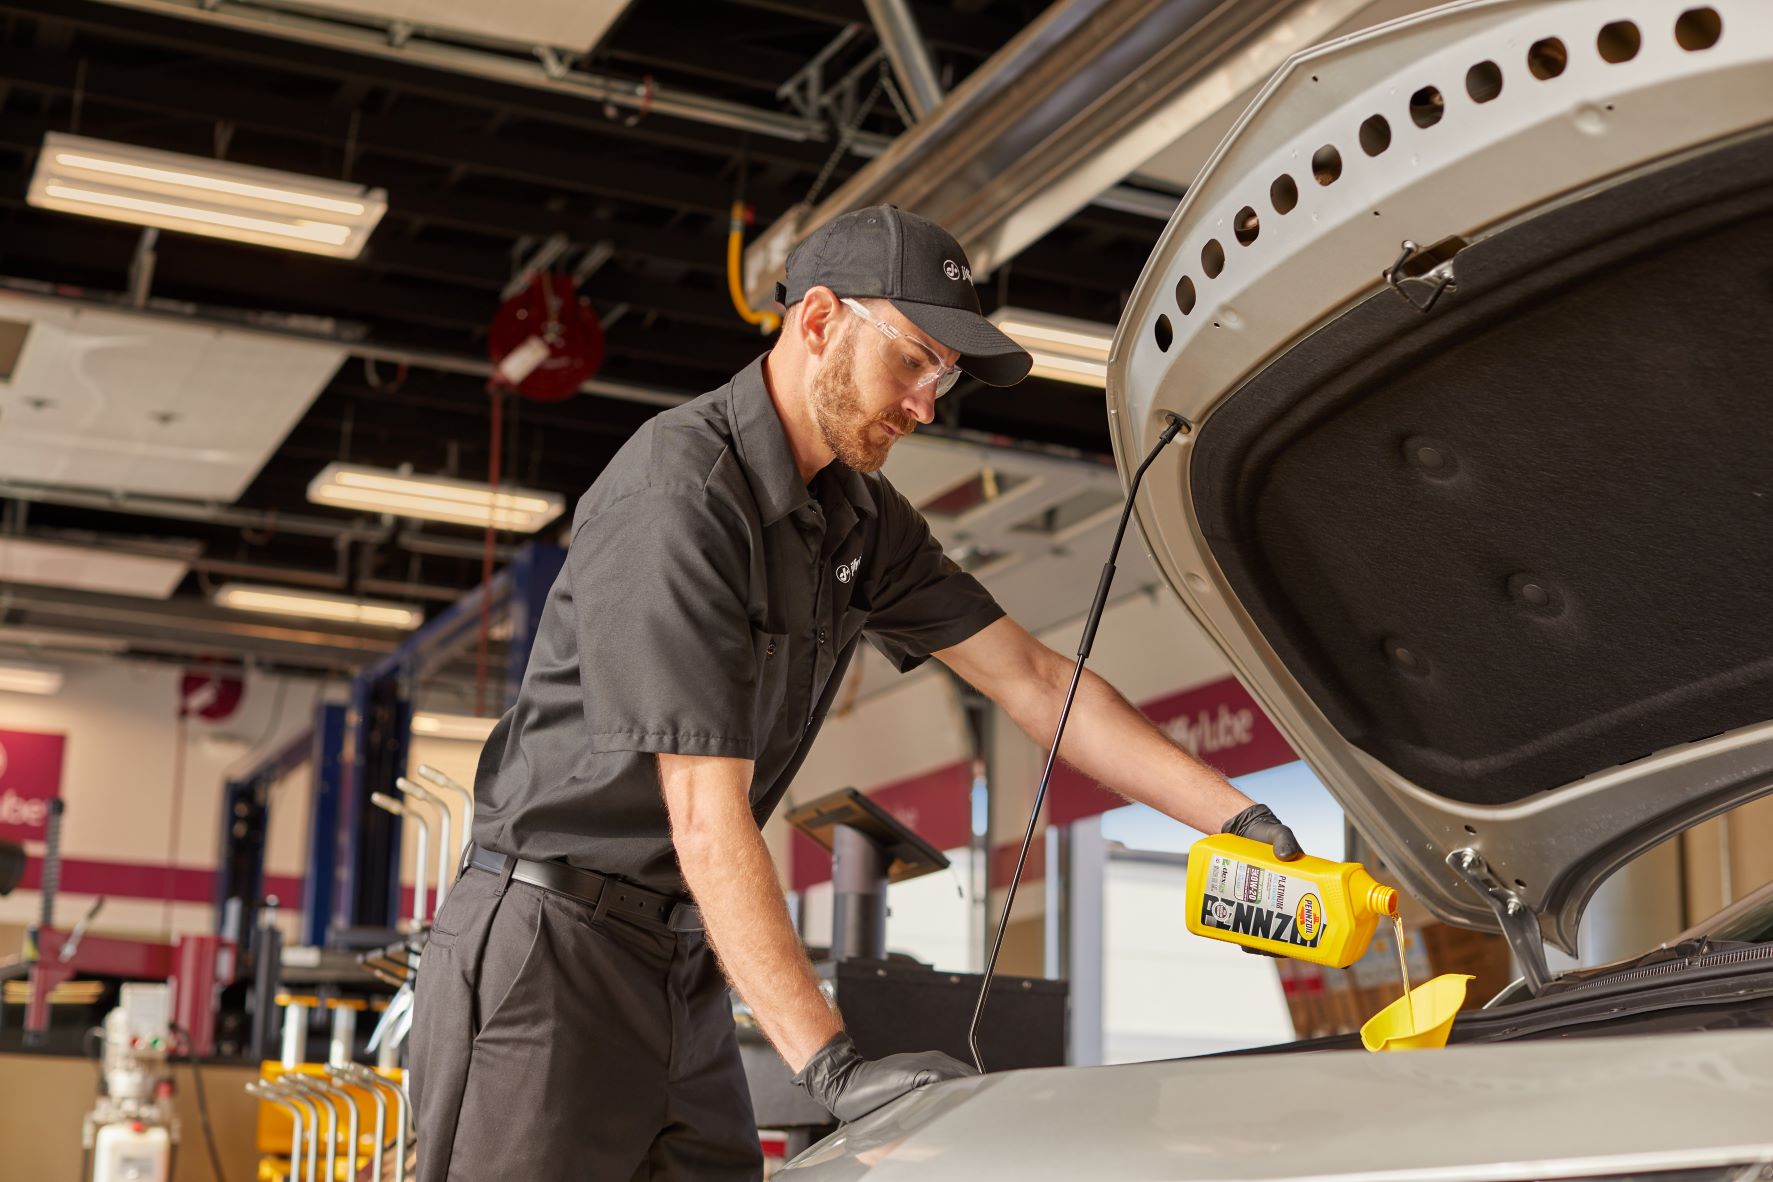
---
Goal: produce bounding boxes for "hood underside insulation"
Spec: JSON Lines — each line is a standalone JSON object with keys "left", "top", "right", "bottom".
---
{"left": 1190, "top": 130, "right": 1773, "bottom": 806}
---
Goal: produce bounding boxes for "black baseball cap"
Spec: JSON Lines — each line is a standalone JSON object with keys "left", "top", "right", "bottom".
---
{"left": 775, "top": 204, "right": 1032, "bottom": 388}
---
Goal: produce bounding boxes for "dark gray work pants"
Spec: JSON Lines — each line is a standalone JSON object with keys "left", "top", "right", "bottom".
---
{"left": 409, "top": 867, "right": 763, "bottom": 1181}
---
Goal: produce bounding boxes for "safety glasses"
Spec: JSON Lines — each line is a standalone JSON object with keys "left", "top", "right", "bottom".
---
{"left": 841, "top": 298, "right": 962, "bottom": 397}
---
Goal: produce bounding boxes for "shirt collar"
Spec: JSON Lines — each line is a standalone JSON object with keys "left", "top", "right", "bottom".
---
{"left": 729, "top": 353, "right": 878, "bottom": 527}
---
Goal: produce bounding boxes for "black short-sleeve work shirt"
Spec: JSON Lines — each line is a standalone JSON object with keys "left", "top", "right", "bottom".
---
{"left": 470, "top": 355, "right": 1004, "bottom": 894}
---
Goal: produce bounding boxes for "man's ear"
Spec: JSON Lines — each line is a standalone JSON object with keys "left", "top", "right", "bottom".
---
{"left": 798, "top": 286, "right": 840, "bottom": 357}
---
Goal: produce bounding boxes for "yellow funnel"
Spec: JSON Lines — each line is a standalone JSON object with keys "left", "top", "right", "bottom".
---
{"left": 1360, "top": 973, "right": 1474, "bottom": 1052}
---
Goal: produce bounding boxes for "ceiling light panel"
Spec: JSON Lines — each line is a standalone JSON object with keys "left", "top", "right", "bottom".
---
{"left": 213, "top": 584, "right": 423, "bottom": 630}
{"left": 989, "top": 308, "right": 1113, "bottom": 388}
{"left": 295, "top": 0, "right": 632, "bottom": 53}
{"left": 0, "top": 536, "right": 188, "bottom": 599}
{"left": 29, "top": 134, "right": 387, "bottom": 258}
{"left": 308, "top": 464, "right": 566, "bottom": 532}
{"left": 0, "top": 292, "right": 344, "bottom": 502}
{"left": 0, "top": 661, "right": 63, "bottom": 696}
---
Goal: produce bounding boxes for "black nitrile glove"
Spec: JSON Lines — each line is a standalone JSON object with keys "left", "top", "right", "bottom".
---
{"left": 792, "top": 1031, "right": 975, "bottom": 1122}
{"left": 1221, "top": 803, "right": 1303, "bottom": 861}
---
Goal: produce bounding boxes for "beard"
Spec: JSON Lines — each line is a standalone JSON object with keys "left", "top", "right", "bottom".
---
{"left": 809, "top": 327, "right": 914, "bottom": 474}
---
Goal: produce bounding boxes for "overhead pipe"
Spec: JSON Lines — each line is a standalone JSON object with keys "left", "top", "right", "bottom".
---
{"left": 395, "top": 528, "right": 523, "bottom": 564}
{"left": 0, "top": 528, "right": 473, "bottom": 603}
{"left": 360, "top": 579, "right": 472, "bottom": 605}
{"left": 0, "top": 584, "right": 400, "bottom": 648}
{"left": 864, "top": 0, "right": 945, "bottom": 121}
{"left": 0, "top": 478, "right": 392, "bottom": 544}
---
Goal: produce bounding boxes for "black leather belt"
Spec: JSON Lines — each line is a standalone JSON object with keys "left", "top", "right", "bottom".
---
{"left": 467, "top": 847, "right": 702, "bottom": 933}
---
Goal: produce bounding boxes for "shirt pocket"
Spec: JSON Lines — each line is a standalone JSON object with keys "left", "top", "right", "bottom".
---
{"left": 752, "top": 627, "right": 790, "bottom": 750}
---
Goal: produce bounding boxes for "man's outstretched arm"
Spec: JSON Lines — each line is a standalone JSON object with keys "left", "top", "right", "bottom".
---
{"left": 659, "top": 752, "right": 974, "bottom": 1116}
{"left": 935, "top": 617, "right": 1300, "bottom": 855}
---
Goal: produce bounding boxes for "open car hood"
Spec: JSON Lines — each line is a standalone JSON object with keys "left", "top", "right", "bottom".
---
{"left": 1105, "top": 0, "right": 1773, "bottom": 973}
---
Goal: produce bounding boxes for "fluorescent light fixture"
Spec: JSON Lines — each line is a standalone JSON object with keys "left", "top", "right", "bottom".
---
{"left": 0, "top": 536, "right": 189, "bottom": 599}
{"left": 0, "top": 660, "right": 63, "bottom": 696}
{"left": 213, "top": 584, "right": 423, "bottom": 630}
{"left": 29, "top": 133, "right": 387, "bottom": 258}
{"left": 308, "top": 463, "right": 566, "bottom": 533}
{"left": 988, "top": 307, "right": 1113, "bottom": 388}
{"left": 411, "top": 712, "right": 500, "bottom": 742}
{"left": 0, "top": 626, "right": 129, "bottom": 654}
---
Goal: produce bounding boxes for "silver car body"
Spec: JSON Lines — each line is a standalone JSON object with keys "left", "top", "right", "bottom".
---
{"left": 782, "top": 1030, "right": 1773, "bottom": 1180}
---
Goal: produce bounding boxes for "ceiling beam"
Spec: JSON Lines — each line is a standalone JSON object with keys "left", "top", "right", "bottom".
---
{"left": 10, "top": 0, "right": 839, "bottom": 145}
{"left": 600, "top": 12, "right": 811, "bottom": 93}
{"left": 0, "top": 50, "right": 800, "bottom": 216}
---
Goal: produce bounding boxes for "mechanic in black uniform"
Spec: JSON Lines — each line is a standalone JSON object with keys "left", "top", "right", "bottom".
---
{"left": 408, "top": 205, "right": 1302, "bottom": 1181}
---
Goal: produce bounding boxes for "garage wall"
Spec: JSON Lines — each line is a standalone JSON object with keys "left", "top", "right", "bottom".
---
{"left": 0, "top": 656, "right": 500, "bottom": 947}
{"left": 0, "top": 659, "right": 331, "bottom": 941}
{"left": 1683, "top": 797, "right": 1773, "bottom": 925}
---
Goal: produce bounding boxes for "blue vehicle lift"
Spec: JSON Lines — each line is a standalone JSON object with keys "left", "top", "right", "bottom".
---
{"left": 329, "top": 541, "right": 565, "bottom": 939}
{"left": 217, "top": 542, "right": 566, "bottom": 950}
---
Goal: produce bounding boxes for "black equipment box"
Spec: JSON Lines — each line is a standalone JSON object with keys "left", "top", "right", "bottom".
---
{"left": 828, "top": 958, "right": 1067, "bottom": 1070}
{"left": 742, "top": 958, "right": 1068, "bottom": 1129}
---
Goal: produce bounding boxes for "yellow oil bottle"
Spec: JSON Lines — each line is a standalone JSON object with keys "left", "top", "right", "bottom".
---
{"left": 1184, "top": 833, "right": 1399, "bottom": 969}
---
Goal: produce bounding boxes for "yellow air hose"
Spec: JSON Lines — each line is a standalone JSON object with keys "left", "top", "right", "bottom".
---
{"left": 727, "top": 201, "right": 782, "bottom": 336}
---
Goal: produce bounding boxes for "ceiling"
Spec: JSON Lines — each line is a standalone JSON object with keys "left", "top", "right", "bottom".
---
{"left": 0, "top": 0, "right": 1181, "bottom": 675}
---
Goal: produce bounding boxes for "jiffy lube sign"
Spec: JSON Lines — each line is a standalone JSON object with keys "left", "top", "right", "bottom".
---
{"left": 0, "top": 728, "right": 66, "bottom": 842}
{"left": 1048, "top": 676, "right": 1295, "bottom": 825}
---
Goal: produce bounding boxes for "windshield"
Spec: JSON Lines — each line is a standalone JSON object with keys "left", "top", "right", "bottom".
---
{"left": 1700, "top": 884, "right": 1773, "bottom": 944}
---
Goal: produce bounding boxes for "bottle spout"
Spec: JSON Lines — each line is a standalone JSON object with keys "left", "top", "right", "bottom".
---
{"left": 1370, "top": 884, "right": 1400, "bottom": 918}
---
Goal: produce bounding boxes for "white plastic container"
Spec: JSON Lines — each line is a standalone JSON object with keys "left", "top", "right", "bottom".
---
{"left": 91, "top": 1122, "right": 170, "bottom": 1182}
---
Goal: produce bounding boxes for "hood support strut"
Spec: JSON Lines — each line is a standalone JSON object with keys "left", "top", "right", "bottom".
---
{"left": 1448, "top": 848, "right": 1552, "bottom": 996}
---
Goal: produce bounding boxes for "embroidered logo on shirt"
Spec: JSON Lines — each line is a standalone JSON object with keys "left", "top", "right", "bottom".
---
{"left": 835, "top": 556, "right": 861, "bottom": 584}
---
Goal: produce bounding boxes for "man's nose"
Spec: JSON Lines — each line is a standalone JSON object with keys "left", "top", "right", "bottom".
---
{"left": 902, "top": 387, "right": 936, "bottom": 425}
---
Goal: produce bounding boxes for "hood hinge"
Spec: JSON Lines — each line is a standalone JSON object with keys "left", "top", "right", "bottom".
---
{"left": 1447, "top": 847, "right": 1552, "bottom": 996}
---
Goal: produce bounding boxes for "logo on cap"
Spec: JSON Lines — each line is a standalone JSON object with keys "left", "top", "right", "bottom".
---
{"left": 943, "top": 259, "right": 972, "bottom": 283}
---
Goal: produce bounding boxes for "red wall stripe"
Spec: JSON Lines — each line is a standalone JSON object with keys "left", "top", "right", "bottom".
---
{"left": 18, "top": 856, "right": 306, "bottom": 907}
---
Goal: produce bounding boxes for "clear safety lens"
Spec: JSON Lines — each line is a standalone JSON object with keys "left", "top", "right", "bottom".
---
{"left": 845, "top": 298, "right": 961, "bottom": 396}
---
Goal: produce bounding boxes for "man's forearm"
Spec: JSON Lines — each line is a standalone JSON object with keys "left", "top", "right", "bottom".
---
{"left": 660, "top": 754, "right": 841, "bottom": 1073}
{"left": 1005, "top": 661, "right": 1251, "bottom": 834}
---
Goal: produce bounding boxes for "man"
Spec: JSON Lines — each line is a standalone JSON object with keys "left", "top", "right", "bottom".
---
{"left": 409, "top": 205, "right": 1301, "bottom": 1181}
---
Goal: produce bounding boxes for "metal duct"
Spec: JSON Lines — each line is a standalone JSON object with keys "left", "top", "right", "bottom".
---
{"left": 750, "top": 0, "right": 1387, "bottom": 287}
{"left": 865, "top": 0, "right": 944, "bottom": 121}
